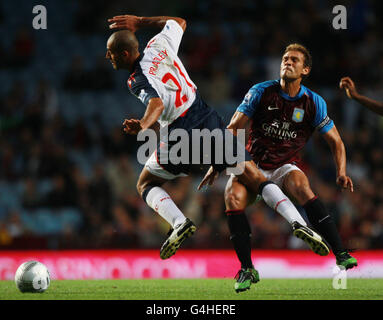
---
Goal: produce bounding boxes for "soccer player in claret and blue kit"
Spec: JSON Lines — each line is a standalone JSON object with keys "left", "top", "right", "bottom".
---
{"left": 106, "top": 16, "right": 328, "bottom": 264}
{"left": 200, "top": 43, "right": 358, "bottom": 292}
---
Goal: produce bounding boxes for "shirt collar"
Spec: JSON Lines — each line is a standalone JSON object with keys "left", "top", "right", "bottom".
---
{"left": 128, "top": 54, "right": 142, "bottom": 74}
{"left": 278, "top": 79, "right": 306, "bottom": 101}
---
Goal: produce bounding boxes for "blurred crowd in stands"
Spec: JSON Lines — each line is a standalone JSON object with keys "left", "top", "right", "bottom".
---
{"left": 0, "top": 0, "right": 382, "bottom": 252}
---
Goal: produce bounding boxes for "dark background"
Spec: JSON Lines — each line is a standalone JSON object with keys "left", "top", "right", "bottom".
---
{"left": 0, "top": 0, "right": 382, "bottom": 251}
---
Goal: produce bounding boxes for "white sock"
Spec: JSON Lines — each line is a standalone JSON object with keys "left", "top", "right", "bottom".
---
{"left": 145, "top": 186, "right": 187, "bottom": 228}
{"left": 261, "top": 183, "right": 307, "bottom": 226}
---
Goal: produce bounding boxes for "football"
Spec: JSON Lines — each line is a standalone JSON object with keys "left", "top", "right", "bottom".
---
{"left": 14, "top": 261, "right": 51, "bottom": 293}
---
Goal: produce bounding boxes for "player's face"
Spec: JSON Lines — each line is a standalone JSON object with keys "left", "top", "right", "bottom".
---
{"left": 280, "top": 51, "right": 309, "bottom": 81}
{"left": 105, "top": 41, "right": 127, "bottom": 70}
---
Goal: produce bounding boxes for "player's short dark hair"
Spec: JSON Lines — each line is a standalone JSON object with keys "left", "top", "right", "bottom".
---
{"left": 284, "top": 43, "right": 312, "bottom": 70}
{"left": 108, "top": 30, "right": 139, "bottom": 53}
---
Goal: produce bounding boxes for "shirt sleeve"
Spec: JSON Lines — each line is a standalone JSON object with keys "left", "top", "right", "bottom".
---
{"left": 128, "top": 72, "right": 160, "bottom": 107}
{"left": 236, "top": 86, "right": 263, "bottom": 118}
{"left": 157, "top": 19, "right": 184, "bottom": 54}
{"left": 312, "top": 94, "right": 334, "bottom": 134}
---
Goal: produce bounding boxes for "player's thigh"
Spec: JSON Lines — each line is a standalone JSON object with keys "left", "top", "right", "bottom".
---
{"left": 282, "top": 170, "right": 315, "bottom": 205}
{"left": 236, "top": 160, "right": 267, "bottom": 195}
{"left": 225, "top": 175, "right": 256, "bottom": 210}
{"left": 137, "top": 150, "right": 184, "bottom": 196}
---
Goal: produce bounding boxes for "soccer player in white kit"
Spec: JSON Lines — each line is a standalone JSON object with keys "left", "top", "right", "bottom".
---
{"left": 106, "top": 15, "right": 329, "bottom": 261}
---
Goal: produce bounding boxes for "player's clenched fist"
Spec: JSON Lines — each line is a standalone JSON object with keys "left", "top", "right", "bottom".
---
{"left": 123, "top": 118, "right": 142, "bottom": 135}
{"left": 339, "top": 77, "right": 359, "bottom": 99}
{"left": 336, "top": 175, "right": 354, "bottom": 192}
{"left": 108, "top": 15, "right": 141, "bottom": 32}
{"left": 197, "top": 166, "right": 219, "bottom": 190}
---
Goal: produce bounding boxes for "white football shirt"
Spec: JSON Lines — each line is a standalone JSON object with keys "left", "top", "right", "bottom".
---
{"left": 127, "top": 20, "right": 197, "bottom": 127}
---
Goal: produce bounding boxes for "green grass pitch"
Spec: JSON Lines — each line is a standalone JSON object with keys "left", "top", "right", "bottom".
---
{"left": 1, "top": 279, "right": 382, "bottom": 300}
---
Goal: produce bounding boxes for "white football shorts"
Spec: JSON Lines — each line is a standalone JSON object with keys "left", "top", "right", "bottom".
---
{"left": 231, "top": 163, "right": 303, "bottom": 203}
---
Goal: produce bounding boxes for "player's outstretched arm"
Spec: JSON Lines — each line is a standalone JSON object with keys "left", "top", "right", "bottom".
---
{"left": 139, "top": 97, "right": 164, "bottom": 131}
{"left": 197, "top": 166, "right": 219, "bottom": 190}
{"left": 322, "top": 126, "right": 354, "bottom": 192}
{"left": 340, "top": 77, "right": 383, "bottom": 116}
{"left": 198, "top": 111, "right": 251, "bottom": 190}
{"left": 123, "top": 97, "right": 164, "bottom": 135}
{"left": 108, "top": 15, "right": 186, "bottom": 33}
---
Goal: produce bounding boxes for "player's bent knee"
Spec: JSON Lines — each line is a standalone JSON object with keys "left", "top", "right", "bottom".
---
{"left": 237, "top": 161, "right": 266, "bottom": 193}
{"left": 285, "top": 178, "right": 314, "bottom": 204}
{"left": 136, "top": 180, "right": 145, "bottom": 197}
{"left": 225, "top": 192, "right": 243, "bottom": 210}
{"left": 225, "top": 181, "right": 248, "bottom": 210}
{"left": 137, "top": 176, "right": 154, "bottom": 196}
{"left": 295, "top": 186, "right": 314, "bottom": 204}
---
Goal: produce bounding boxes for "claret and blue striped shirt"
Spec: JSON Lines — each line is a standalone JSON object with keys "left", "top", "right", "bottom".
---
{"left": 237, "top": 80, "right": 334, "bottom": 170}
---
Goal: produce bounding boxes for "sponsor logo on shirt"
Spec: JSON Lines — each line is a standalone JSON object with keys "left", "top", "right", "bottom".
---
{"left": 138, "top": 89, "right": 149, "bottom": 104}
{"left": 262, "top": 119, "right": 297, "bottom": 140}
